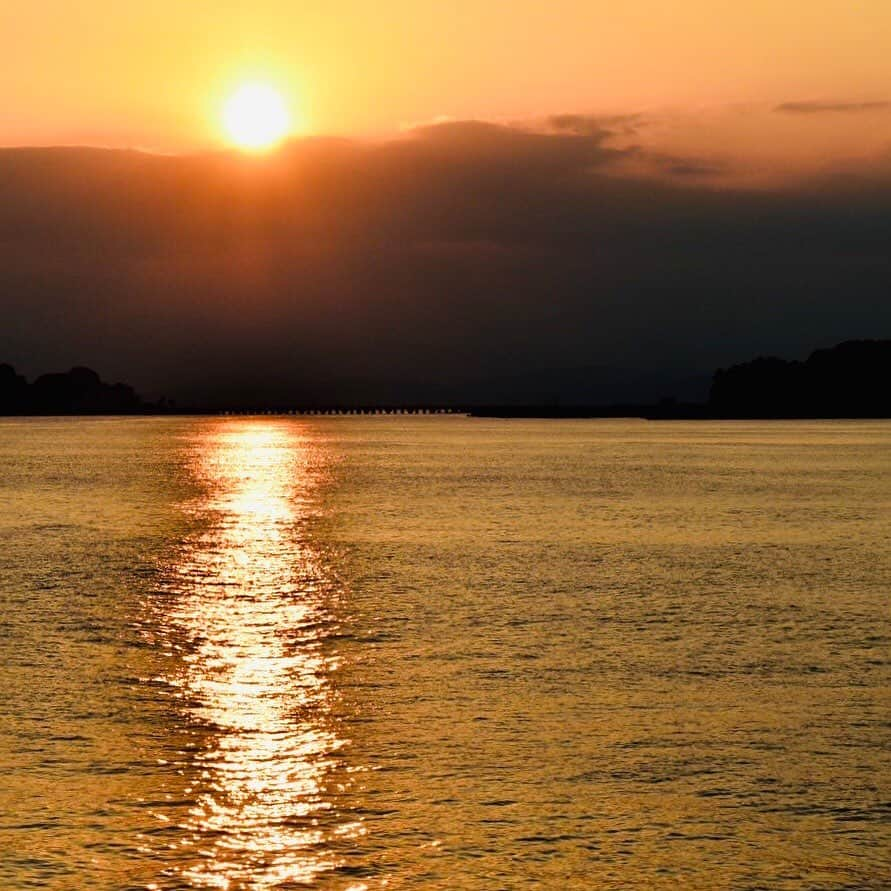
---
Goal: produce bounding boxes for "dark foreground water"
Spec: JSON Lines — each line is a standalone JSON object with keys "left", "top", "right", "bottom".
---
{"left": 0, "top": 417, "right": 888, "bottom": 890}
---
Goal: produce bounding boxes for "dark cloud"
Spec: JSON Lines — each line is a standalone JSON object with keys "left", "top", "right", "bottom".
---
{"left": 1, "top": 119, "right": 890, "bottom": 406}
{"left": 775, "top": 100, "right": 890, "bottom": 115}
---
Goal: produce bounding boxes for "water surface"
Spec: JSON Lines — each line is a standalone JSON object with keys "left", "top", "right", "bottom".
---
{"left": 0, "top": 417, "right": 889, "bottom": 889}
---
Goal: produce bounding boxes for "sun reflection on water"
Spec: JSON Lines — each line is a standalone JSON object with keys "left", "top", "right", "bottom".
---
{"left": 158, "top": 421, "right": 351, "bottom": 888}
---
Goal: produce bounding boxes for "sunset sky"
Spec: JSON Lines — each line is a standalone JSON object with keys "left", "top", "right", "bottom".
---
{"left": 1, "top": 2, "right": 890, "bottom": 404}
{"left": 4, "top": 1, "right": 890, "bottom": 155}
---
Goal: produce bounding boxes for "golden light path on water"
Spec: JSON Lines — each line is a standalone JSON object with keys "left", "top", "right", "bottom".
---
{"left": 155, "top": 422, "right": 361, "bottom": 889}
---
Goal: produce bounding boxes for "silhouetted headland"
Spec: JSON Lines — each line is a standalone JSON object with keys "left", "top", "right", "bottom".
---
{"left": 707, "top": 339, "right": 891, "bottom": 418}
{"left": 2, "top": 340, "right": 889, "bottom": 417}
{"left": 0, "top": 364, "right": 168, "bottom": 415}
{"left": 470, "top": 340, "right": 891, "bottom": 419}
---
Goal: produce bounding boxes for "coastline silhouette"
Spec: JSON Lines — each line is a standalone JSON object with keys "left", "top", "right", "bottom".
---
{"left": 2, "top": 339, "right": 889, "bottom": 417}
{"left": 708, "top": 339, "right": 891, "bottom": 418}
{"left": 0, "top": 364, "right": 164, "bottom": 415}
{"left": 471, "top": 340, "right": 891, "bottom": 418}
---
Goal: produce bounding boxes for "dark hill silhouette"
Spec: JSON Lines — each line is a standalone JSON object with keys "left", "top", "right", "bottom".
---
{"left": 709, "top": 339, "right": 891, "bottom": 418}
{"left": 1, "top": 365, "right": 149, "bottom": 415}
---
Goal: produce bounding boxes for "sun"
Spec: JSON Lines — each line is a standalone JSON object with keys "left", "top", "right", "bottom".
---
{"left": 222, "top": 83, "right": 291, "bottom": 151}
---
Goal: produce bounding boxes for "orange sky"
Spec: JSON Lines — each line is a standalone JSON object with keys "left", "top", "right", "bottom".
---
{"left": 3, "top": 0, "right": 890, "bottom": 156}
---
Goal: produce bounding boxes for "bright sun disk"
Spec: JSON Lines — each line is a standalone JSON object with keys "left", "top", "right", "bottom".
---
{"left": 223, "top": 83, "right": 291, "bottom": 151}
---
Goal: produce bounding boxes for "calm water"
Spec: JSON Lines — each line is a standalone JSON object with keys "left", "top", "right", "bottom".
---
{"left": 0, "top": 417, "right": 889, "bottom": 890}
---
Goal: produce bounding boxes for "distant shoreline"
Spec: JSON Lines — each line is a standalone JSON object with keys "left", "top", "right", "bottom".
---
{"left": 3, "top": 406, "right": 891, "bottom": 420}
{"left": 3, "top": 339, "right": 890, "bottom": 419}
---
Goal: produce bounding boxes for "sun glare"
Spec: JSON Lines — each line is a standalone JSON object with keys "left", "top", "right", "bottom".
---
{"left": 223, "top": 83, "right": 291, "bottom": 151}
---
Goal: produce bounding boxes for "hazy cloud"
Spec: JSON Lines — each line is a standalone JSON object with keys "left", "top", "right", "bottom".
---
{"left": 547, "top": 113, "right": 644, "bottom": 137}
{"left": 775, "top": 100, "right": 891, "bottom": 115}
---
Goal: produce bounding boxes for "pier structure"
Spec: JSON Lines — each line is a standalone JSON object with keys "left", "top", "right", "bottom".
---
{"left": 220, "top": 406, "right": 465, "bottom": 416}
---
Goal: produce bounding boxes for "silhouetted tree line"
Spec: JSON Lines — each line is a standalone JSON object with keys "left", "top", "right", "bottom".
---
{"left": 2, "top": 340, "right": 889, "bottom": 416}
{"left": 709, "top": 340, "right": 891, "bottom": 418}
{"left": 0, "top": 364, "right": 167, "bottom": 415}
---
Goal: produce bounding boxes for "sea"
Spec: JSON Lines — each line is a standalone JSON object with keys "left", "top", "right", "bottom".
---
{"left": 0, "top": 416, "right": 888, "bottom": 890}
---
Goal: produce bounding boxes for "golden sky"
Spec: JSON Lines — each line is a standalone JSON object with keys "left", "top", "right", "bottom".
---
{"left": 3, "top": 0, "right": 890, "bottom": 154}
